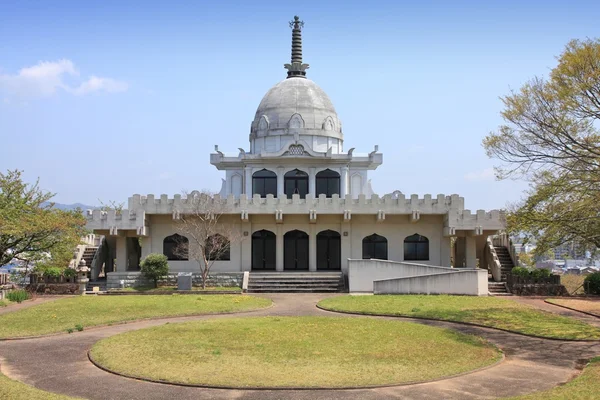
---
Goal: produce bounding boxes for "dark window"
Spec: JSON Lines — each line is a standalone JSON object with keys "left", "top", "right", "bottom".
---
{"left": 404, "top": 234, "right": 429, "bottom": 261}
{"left": 362, "top": 234, "right": 388, "bottom": 260}
{"left": 316, "top": 169, "right": 340, "bottom": 198}
{"left": 163, "top": 234, "right": 188, "bottom": 261}
{"left": 252, "top": 169, "right": 277, "bottom": 198}
{"left": 252, "top": 230, "right": 276, "bottom": 270}
{"left": 284, "top": 169, "right": 308, "bottom": 199}
{"left": 206, "top": 234, "right": 230, "bottom": 261}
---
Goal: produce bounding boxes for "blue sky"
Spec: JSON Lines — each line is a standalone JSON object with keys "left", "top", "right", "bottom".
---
{"left": 1, "top": 0, "right": 598, "bottom": 210}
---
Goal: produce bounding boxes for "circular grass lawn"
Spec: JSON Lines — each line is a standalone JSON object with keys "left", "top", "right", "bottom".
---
{"left": 89, "top": 316, "right": 502, "bottom": 388}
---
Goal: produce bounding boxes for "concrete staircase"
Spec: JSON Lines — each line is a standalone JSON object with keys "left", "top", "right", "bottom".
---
{"left": 81, "top": 246, "right": 98, "bottom": 268}
{"left": 247, "top": 272, "right": 345, "bottom": 293}
{"left": 86, "top": 280, "right": 107, "bottom": 292}
{"left": 494, "top": 246, "right": 515, "bottom": 281}
{"left": 488, "top": 281, "right": 511, "bottom": 296}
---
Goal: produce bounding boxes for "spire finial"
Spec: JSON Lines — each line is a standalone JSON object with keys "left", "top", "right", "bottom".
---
{"left": 284, "top": 16, "right": 309, "bottom": 78}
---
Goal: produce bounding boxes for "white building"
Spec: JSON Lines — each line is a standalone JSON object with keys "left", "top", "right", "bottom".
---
{"left": 85, "top": 17, "right": 504, "bottom": 293}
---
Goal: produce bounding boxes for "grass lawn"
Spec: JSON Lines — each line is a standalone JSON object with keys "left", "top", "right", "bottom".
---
{"left": 507, "top": 357, "right": 600, "bottom": 399}
{"left": 318, "top": 295, "right": 600, "bottom": 340}
{"left": 0, "top": 372, "right": 81, "bottom": 399}
{"left": 0, "top": 300, "right": 7, "bottom": 307}
{"left": 115, "top": 285, "right": 242, "bottom": 292}
{"left": 561, "top": 275, "right": 586, "bottom": 295}
{"left": 90, "top": 316, "right": 501, "bottom": 388}
{"left": 546, "top": 298, "right": 600, "bottom": 317}
{"left": 0, "top": 295, "right": 271, "bottom": 338}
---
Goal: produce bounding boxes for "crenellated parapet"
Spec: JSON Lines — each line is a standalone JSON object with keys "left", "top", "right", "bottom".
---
{"left": 444, "top": 209, "right": 505, "bottom": 234}
{"left": 85, "top": 209, "right": 149, "bottom": 236}
{"left": 125, "top": 192, "right": 466, "bottom": 215}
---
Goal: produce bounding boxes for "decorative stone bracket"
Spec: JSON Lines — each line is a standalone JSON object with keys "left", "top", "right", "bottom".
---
{"left": 343, "top": 210, "right": 352, "bottom": 220}
{"left": 411, "top": 210, "right": 421, "bottom": 223}
{"left": 309, "top": 210, "right": 317, "bottom": 223}
{"left": 275, "top": 210, "right": 284, "bottom": 223}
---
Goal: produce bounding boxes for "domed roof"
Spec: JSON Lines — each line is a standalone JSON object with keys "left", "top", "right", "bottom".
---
{"left": 251, "top": 77, "right": 343, "bottom": 140}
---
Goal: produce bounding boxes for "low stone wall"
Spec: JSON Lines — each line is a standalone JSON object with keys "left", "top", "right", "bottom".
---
{"left": 509, "top": 284, "right": 569, "bottom": 296}
{"left": 374, "top": 269, "right": 488, "bottom": 296}
{"left": 349, "top": 259, "right": 461, "bottom": 293}
{"left": 106, "top": 272, "right": 243, "bottom": 290}
{"left": 27, "top": 283, "right": 79, "bottom": 295}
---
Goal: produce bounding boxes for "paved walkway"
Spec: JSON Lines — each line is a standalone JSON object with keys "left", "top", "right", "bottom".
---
{"left": 0, "top": 295, "right": 66, "bottom": 316}
{"left": 1, "top": 294, "right": 599, "bottom": 400}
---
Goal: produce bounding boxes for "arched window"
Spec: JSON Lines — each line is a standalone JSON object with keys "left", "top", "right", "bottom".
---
{"left": 404, "top": 234, "right": 429, "bottom": 261}
{"left": 206, "top": 234, "right": 230, "bottom": 261}
{"left": 252, "top": 230, "right": 276, "bottom": 270}
{"left": 284, "top": 169, "right": 308, "bottom": 199}
{"left": 253, "top": 169, "right": 277, "bottom": 198}
{"left": 362, "top": 234, "right": 388, "bottom": 260}
{"left": 316, "top": 169, "right": 340, "bottom": 198}
{"left": 163, "top": 234, "right": 188, "bottom": 261}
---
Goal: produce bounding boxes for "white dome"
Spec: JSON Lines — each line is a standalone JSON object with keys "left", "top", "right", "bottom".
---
{"left": 250, "top": 77, "right": 342, "bottom": 141}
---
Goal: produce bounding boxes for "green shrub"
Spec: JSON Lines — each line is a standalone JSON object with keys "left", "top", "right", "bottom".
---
{"left": 511, "top": 267, "right": 530, "bottom": 278}
{"left": 531, "top": 268, "right": 551, "bottom": 279}
{"left": 43, "top": 267, "right": 62, "bottom": 279}
{"left": 75, "top": 324, "right": 84, "bottom": 332}
{"left": 67, "top": 328, "right": 74, "bottom": 334}
{"left": 6, "top": 290, "right": 29, "bottom": 303}
{"left": 584, "top": 272, "right": 600, "bottom": 295}
{"left": 63, "top": 268, "right": 77, "bottom": 278}
{"left": 140, "top": 253, "right": 169, "bottom": 288}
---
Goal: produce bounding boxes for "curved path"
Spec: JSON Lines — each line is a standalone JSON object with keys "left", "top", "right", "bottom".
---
{"left": 1, "top": 293, "right": 599, "bottom": 400}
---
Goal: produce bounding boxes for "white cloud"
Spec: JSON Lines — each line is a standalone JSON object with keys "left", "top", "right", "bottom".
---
{"left": 0, "top": 59, "right": 128, "bottom": 99}
{"left": 464, "top": 167, "right": 495, "bottom": 182}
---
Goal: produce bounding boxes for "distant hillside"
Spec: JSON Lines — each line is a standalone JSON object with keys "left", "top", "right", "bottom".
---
{"left": 42, "top": 202, "right": 98, "bottom": 211}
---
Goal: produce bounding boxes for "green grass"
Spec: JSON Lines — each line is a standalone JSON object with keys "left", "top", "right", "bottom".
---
{"left": 0, "top": 295, "right": 271, "bottom": 339}
{"left": 0, "top": 372, "right": 81, "bottom": 399}
{"left": 0, "top": 300, "right": 7, "bottom": 307}
{"left": 90, "top": 316, "right": 501, "bottom": 388}
{"left": 318, "top": 295, "right": 600, "bottom": 340}
{"left": 115, "top": 286, "right": 242, "bottom": 292}
{"left": 507, "top": 357, "right": 600, "bottom": 399}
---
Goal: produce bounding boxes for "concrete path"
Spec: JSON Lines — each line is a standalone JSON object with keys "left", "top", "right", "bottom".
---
{"left": 0, "top": 295, "right": 66, "bottom": 316}
{"left": 510, "top": 297, "right": 600, "bottom": 327}
{"left": 0, "top": 293, "right": 599, "bottom": 400}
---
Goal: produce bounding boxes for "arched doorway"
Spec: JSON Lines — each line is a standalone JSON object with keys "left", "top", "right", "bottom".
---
{"left": 317, "top": 230, "right": 341, "bottom": 270}
{"left": 252, "top": 230, "right": 276, "bottom": 270}
{"left": 284, "top": 230, "right": 309, "bottom": 270}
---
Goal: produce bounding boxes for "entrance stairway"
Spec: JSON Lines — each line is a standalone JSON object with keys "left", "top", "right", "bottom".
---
{"left": 86, "top": 280, "right": 107, "bottom": 292}
{"left": 488, "top": 245, "right": 514, "bottom": 296}
{"left": 247, "top": 272, "right": 345, "bottom": 293}
{"left": 494, "top": 246, "right": 515, "bottom": 281}
{"left": 488, "top": 281, "right": 511, "bottom": 296}
{"left": 81, "top": 246, "right": 98, "bottom": 268}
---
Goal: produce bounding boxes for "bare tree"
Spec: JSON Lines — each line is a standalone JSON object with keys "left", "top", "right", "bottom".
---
{"left": 173, "top": 191, "right": 241, "bottom": 289}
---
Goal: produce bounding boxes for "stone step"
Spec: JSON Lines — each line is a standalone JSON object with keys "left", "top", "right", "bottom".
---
{"left": 249, "top": 283, "right": 342, "bottom": 288}
{"left": 247, "top": 287, "right": 341, "bottom": 293}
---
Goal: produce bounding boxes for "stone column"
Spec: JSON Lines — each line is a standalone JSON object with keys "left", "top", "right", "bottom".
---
{"left": 115, "top": 235, "right": 127, "bottom": 273}
{"left": 340, "top": 166, "right": 349, "bottom": 197}
{"left": 440, "top": 236, "right": 452, "bottom": 267}
{"left": 277, "top": 167, "right": 285, "bottom": 198}
{"left": 340, "top": 220, "right": 351, "bottom": 274}
{"left": 309, "top": 167, "right": 316, "bottom": 197}
{"left": 309, "top": 224, "right": 317, "bottom": 272}
{"left": 244, "top": 166, "right": 252, "bottom": 199}
{"left": 276, "top": 225, "right": 284, "bottom": 272}
{"left": 465, "top": 236, "right": 477, "bottom": 269}
{"left": 140, "top": 236, "right": 152, "bottom": 260}
{"left": 241, "top": 221, "right": 252, "bottom": 271}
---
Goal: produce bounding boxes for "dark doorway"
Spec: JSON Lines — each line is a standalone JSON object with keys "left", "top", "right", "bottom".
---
{"left": 253, "top": 169, "right": 277, "bottom": 198}
{"left": 317, "top": 230, "right": 341, "bottom": 270}
{"left": 284, "top": 230, "right": 309, "bottom": 270}
{"left": 252, "top": 230, "right": 276, "bottom": 270}
{"left": 284, "top": 169, "right": 309, "bottom": 199}
{"left": 316, "top": 169, "right": 340, "bottom": 197}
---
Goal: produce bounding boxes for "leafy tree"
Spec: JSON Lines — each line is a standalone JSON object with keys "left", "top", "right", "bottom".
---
{"left": 140, "top": 253, "right": 169, "bottom": 288}
{"left": 518, "top": 252, "right": 534, "bottom": 268}
{"left": 484, "top": 39, "right": 600, "bottom": 257}
{"left": 0, "top": 170, "right": 86, "bottom": 270}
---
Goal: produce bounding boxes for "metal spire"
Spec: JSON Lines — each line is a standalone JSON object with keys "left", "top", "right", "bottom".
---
{"left": 284, "top": 16, "right": 309, "bottom": 78}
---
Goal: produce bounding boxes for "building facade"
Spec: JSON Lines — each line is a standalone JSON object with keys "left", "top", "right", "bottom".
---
{"left": 85, "top": 17, "right": 504, "bottom": 290}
